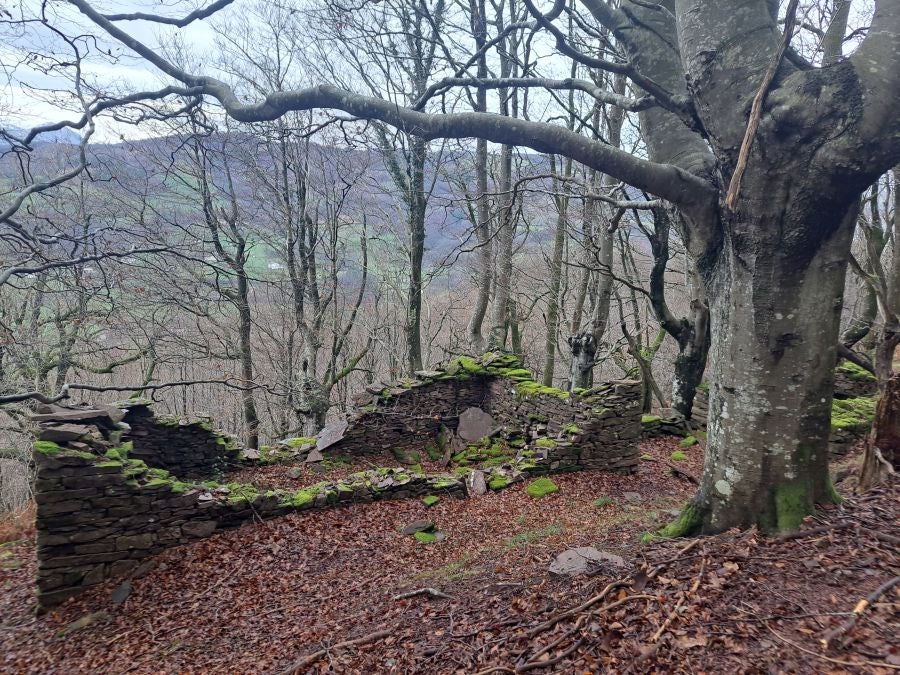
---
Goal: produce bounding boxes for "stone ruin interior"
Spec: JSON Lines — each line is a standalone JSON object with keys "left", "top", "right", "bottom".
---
{"left": 28, "top": 352, "right": 877, "bottom": 611}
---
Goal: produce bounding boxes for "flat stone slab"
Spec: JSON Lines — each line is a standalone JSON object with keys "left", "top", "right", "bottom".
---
{"left": 316, "top": 418, "right": 348, "bottom": 452}
{"left": 457, "top": 407, "right": 498, "bottom": 443}
{"left": 549, "top": 547, "right": 626, "bottom": 577}
{"left": 38, "top": 424, "right": 95, "bottom": 443}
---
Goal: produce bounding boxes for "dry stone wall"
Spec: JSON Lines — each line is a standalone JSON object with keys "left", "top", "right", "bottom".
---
{"left": 121, "top": 402, "right": 240, "bottom": 478}
{"left": 33, "top": 438, "right": 465, "bottom": 612}
{"left": 327, "top": 353, "right": 642, "bottom": 474}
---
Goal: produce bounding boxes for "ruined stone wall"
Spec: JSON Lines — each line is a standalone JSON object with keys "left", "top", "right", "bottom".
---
{"left": 33, "top": 442, "right": 464, "bottom": 611}
{"left": 486, "top": 379, "right": 642, "bottom": 472}
{"left": 123, "top": 403, "right": 239, "bottom": 479}
{"left": 332, "top": 377, "right": 490, "bottom": 455}
{"left": 329, "top": 354, "right": 642, "bottom": 474}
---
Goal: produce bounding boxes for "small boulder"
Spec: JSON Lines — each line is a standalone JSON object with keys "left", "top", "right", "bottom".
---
{"left": 287, "top": 467, "right": 303, "bottom": 479}
{"left": 111, "top": 580, "right": 132, "bottom": 607}
{"left": 549, "top": 547, "right": 626, "bottom": 577}
{"left": 305, "top": 447, "right": 324, "bottom": 463}
{"left": 401, "top": 520, "right": 435, "bottom": 535}
{"left": 623, "top": 492, "right": 642, "bottom": 504}
{"left": 457, "top": 407, "right": 498, "bottom": 443}
{"left": 466, "top": 470, "right": 487, "bottom": 496}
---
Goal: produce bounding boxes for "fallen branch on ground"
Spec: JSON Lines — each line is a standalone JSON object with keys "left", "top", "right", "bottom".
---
{"left": 820, "top": 576, "right": 900, "bottom": 650}
{"left": 277, "top": 627, "right": 394, "bottom": 674}
{"left": 393, "top": 587, "right": 452, "bottom": 600}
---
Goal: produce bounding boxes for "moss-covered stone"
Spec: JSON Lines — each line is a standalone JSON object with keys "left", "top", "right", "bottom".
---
{"left": 563, "top": 423, "right": 583, "bottom": 434}
{"left": 414, "top": 531, "right": 437, "bottom": 544}
{"left": 679, "top": 435, "right": 698, "bottom": 448}
{"left": 515, "top": 381, "right": 569, "bottom": 401}
{"left": 488, "top": 476, "right": 510, "bottom": 491}
{"left": 836, "top": 360, "right": 876, "bottom": 382}
{"left": 670, "top": 450, "right": 687, "bottom": 461}
{"left": 526, "top": 477, "right": 558, "bottom": 499}
{"left": 32, "top": 441, "right": 63, "bottom": 455}
{"left": 422, "top": 495, "right": 439, "bottom": 507}
{"left": 593, "top": 496, "right": 614, "bottom": 508}
{"left": 534, "top": 437, "right": 557, "bottom": 448}
{"left": 830, "top": 397, "right": 875, "bottom": 433}
{"left": 641, "top": 415, "right": 661, "bottom": 425}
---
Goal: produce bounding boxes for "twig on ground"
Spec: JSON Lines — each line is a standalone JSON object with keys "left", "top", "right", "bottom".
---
{"left": 393, "top": 587, "right": 453, "bottom": 600}
{"left": 640, "top": 455, "right": 699, "bottom": 484}
{"left": 820, "top": 576, "right": 900, "bottom": 650}
{"left": 516, "top": 637, "right": 586, "bottom": 672}
{"left": 276, "top": 627, "right": 394, "bottom": 674}
{"left": 766, "top": 622, "right": 900, "bottom": 670}
{"left": 774, "top": 521, "right": 854, "bottom": 542}
{"left": 651, "top": 555, "right": 705, "bottom": 642}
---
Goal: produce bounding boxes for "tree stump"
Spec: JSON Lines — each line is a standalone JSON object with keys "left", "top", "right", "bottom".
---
{"left": 859, "top": 373, "right": 899, "bottom": 490}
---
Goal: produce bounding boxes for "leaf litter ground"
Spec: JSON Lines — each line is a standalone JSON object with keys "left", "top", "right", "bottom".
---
{"left": 1, "top": 438, "right": 897, "bottom": 673}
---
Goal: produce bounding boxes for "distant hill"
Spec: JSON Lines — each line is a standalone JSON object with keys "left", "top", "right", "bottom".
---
{"left": 0, "top": 124, "right": 81, "bottom": 148}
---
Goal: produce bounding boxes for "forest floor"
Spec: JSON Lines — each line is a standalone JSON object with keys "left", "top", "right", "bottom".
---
{"left": 1, "top": 437, "right": 898, "bottom": 674}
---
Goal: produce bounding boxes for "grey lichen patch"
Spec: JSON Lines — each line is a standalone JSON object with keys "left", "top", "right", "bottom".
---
{"left": 714, "top": 479, "right": 732, "bottom": 497}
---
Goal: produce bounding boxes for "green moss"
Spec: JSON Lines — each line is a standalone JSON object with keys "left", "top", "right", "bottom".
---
{"left": 286, "top": 437, "right": 317, "bottom": 448}
{"left": 452, "top": 467, "right": 472, "bottom": 477}
{"left": 170, "top": 481, "right": 191, "bottom": 494}
{"left": 488, "top": 476, "right": 510, "bottom": 491}
{"left": 641, "top": 415, "right": 661, "bottom": 424}
{"left": 430, "top": 478, "right": 459, "bottom": 489}
{"left": 284, "top": 489, "right": 316, "bottom": 508}
{"left": 201, "top": 480, "right": 219, "bottom": 489}
{"left": 563, "top": 423, "right": 583, "bottom": 434}
{"left": 593, "top": 496, "right": 614, "bottom": 508}
{"left": 640, "top": 453, "right": 653, "bottom": 460}
{"left": 123, "top": 459, "right": 149, "bottom": 478}
{"left": 774, "top": 481, "right": 813, "bottom": 532}
{"left": 679, "top": 436, "right": 698, "bottom": 448}
{"left": 657, "top": 502, "right": 702, "bottom": 538}
{"left": 422, "top": 495, "right": 439, "bottom": 507}
{"left": 497, "top": 368, "right": 533, "bottom": 380}
{"left": 824, "top": 475, "right": 843, "bottom": 505}
{"left": 32, "top": 441, "right": 63, "bottom": 455}
{"left": 481, "top": 456, "right": 514, "bottom": 468}
{"left": 670, "top": 451, "right": 688, "bottom": 461}
{"left": 697, "top": 381, "right": 709, "bottom": 393}
{"left": 837, "top": 360, "right": 876, "bottom": 382}
{"left": 526, "top": 477, "right": 558, "bottom": 499}
{"left": 639, "top": 532, "right": 658, "bottom": 544}
{"left": 96, "top": 460, "right": 123, "bottom": 468}
{"left": 534, "top": 437, "right": 557, "bottom": 448}
{"left": 515, "top": 381, "right": 569, "bottom": 401}
{"left": 145, "top": 478, "right": 171, "bottom": 488}
{"left": 148, "top": 467, "right": 171, "bottom": 480}
{"left": 226, "top": 482, "right": 260, "bottom": 504}
{"left": 414, "top": 531, "right": 438, "bottom": 544}
{"left": 830, "top": 397, "right": 876, "bottom": 433}
{"left": 425, "top": 444, "right": 442, "bottom": 461}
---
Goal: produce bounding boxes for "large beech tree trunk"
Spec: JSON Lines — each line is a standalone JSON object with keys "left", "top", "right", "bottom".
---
{"left": 693, "top": 196, "right": 857, "bottom": 532}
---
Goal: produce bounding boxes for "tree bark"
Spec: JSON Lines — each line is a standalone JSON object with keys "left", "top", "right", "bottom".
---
{"left": 859, "top": 373, "right": 900, "bottom": 489}
{"left": 693, "top": 202, "right": 857, "bottom": 533}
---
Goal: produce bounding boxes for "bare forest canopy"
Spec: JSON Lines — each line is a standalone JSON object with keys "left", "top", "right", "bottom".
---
{"left": 0, "top": 0, "right": 898, "bottom": 535}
